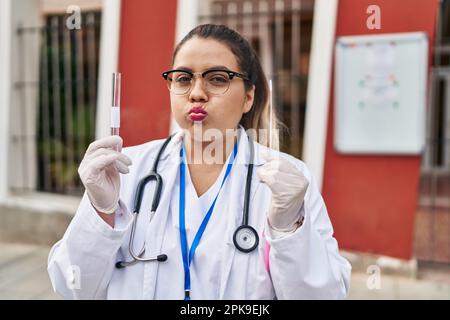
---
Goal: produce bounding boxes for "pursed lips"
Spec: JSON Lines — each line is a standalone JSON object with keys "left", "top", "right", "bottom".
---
{"left": 188, "top": 106, "right": 208, "bottom": 121}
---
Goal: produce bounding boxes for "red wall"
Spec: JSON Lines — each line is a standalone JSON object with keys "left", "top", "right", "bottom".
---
{"left": 323, "top": 0, "right": 439, "bottom": 259}
{"left": 118, "top": 0, "right": 178, "bottom": 147}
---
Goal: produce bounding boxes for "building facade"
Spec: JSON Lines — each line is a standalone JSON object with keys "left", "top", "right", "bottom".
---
{"left": 0, "top": 0, "right": 448, "bottom": 268}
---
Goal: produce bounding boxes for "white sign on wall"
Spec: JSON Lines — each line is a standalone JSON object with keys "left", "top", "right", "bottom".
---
{"left": 334, "top": 32, "right": 428, "bottom": 154}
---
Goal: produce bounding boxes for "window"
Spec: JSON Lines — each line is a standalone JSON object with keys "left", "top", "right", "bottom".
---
{"left": 13, "top": 8, "right": 102, "bottom": 196}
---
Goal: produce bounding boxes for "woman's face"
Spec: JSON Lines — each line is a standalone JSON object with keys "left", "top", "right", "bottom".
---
{"left": 170, "top": 37, "right": 255, "bottom": 142}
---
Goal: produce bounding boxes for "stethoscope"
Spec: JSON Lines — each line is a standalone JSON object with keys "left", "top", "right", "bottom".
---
{"left": 115, "top": 133, "right": 259, "bottom": 269}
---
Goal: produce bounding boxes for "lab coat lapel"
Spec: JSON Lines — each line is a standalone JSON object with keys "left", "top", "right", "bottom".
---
{"left": 219, "top": 128, "right": 265, "bottom": 299}
{"left": 142, "top": 132, "right": 184, "bottom": 299}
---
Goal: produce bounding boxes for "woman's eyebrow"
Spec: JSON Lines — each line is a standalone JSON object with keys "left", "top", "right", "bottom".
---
{"left": 175, "top": 66, "right": 193, "bottom": 72}
{"left": 204, "top": 65, "right": 231, "bottom": 71}
{"left": 175, "top": 65, "right": 231, "bottom": 72}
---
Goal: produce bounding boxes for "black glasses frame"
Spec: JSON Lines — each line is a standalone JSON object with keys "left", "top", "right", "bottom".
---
{"left": 162, "top": 69, "right": 250, "bottom": 82}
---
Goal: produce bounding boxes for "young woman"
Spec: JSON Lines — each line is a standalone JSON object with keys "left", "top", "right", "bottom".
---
{"left": 48, "top": 24, "right": 351, "bottom": 300}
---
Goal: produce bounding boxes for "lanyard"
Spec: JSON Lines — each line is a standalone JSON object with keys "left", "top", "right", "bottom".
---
{"left": 179, "top": 142, "right": 238, "bottom": 300}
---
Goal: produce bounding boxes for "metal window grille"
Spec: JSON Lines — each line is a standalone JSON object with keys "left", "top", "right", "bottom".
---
{"left": 424, "top": 0, "right": 450, "bottom": 172}
{"left": 415, "top": 0, "right": 450, "bottom": 264}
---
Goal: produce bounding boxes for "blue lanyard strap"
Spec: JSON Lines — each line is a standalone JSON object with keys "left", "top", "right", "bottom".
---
{"left": 179, "top": 141, "right": 238, "bottom": 300}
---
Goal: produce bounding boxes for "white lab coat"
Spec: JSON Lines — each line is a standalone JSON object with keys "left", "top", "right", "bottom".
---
{"left": 48, "top": 127, "right": 351, "bottom": 299}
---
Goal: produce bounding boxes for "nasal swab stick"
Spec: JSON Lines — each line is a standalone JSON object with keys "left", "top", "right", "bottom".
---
{"left": 269, "top": 79, "right": 273, "bottom": 150}
{"left": 111, "top": 72, "right": 121, "bottom": 151}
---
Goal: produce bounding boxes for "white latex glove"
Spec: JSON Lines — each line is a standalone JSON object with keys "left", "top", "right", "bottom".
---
{"left": 78, "top": 136, "right": 132, "bottom": 214}
{"left": 257, "top": 151, "right": 309, "bottom": 232}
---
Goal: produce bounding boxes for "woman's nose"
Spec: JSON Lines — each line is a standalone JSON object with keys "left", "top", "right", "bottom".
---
{"left": 189, "top": 77, "right": 208, "bottom": 102}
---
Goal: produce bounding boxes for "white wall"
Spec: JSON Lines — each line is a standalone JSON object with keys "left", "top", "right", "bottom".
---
{"left": 0, "top": 0, "right": 13, "bottom": 201}
{"left": 95, "top": 0, "right": 122, "bottom": 139}
{"left": 169, "top": 0, "right": 201, "bottom": 134}
{"left": 0, "top": 0, "right": 41, "bottom": 199}
{"left": 303, "top": 0, "right": 338, "bottom": 191}
{"left": 8, "top": 0, "right": 42, "bottom": 191}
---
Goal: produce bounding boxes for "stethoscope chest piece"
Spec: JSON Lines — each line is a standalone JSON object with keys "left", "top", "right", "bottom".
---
{"left": 233, "top": 225, "right": 259, "bottom": 253}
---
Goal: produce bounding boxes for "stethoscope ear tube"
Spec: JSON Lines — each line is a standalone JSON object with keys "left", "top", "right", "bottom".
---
{"left": 133, "top": 173, "right": 162, "bottom": 214}
{"left": 132, "top": 133, "right": 175, "bottom": 214}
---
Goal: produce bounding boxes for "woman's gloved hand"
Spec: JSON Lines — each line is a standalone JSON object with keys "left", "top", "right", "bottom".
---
{"left": 257, "top": 151, "right": 309, "bottom": 232}
{"left": 78, "top": 136, "right": 132, "bottom": 214}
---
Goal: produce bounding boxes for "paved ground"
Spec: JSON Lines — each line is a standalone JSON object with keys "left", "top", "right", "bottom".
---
{"left": 0, "top": 243, "right": 59, "bottom": 299}
{"left": 348, "top": 271, "right": 450, "bottom": 299}
{"left": 0, "top": 242, "right": 449, "bottom": 300}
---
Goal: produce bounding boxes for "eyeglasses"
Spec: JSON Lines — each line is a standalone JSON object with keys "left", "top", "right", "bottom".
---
{"left": 162, "top": 69, "right": 250, "bottom": 95}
